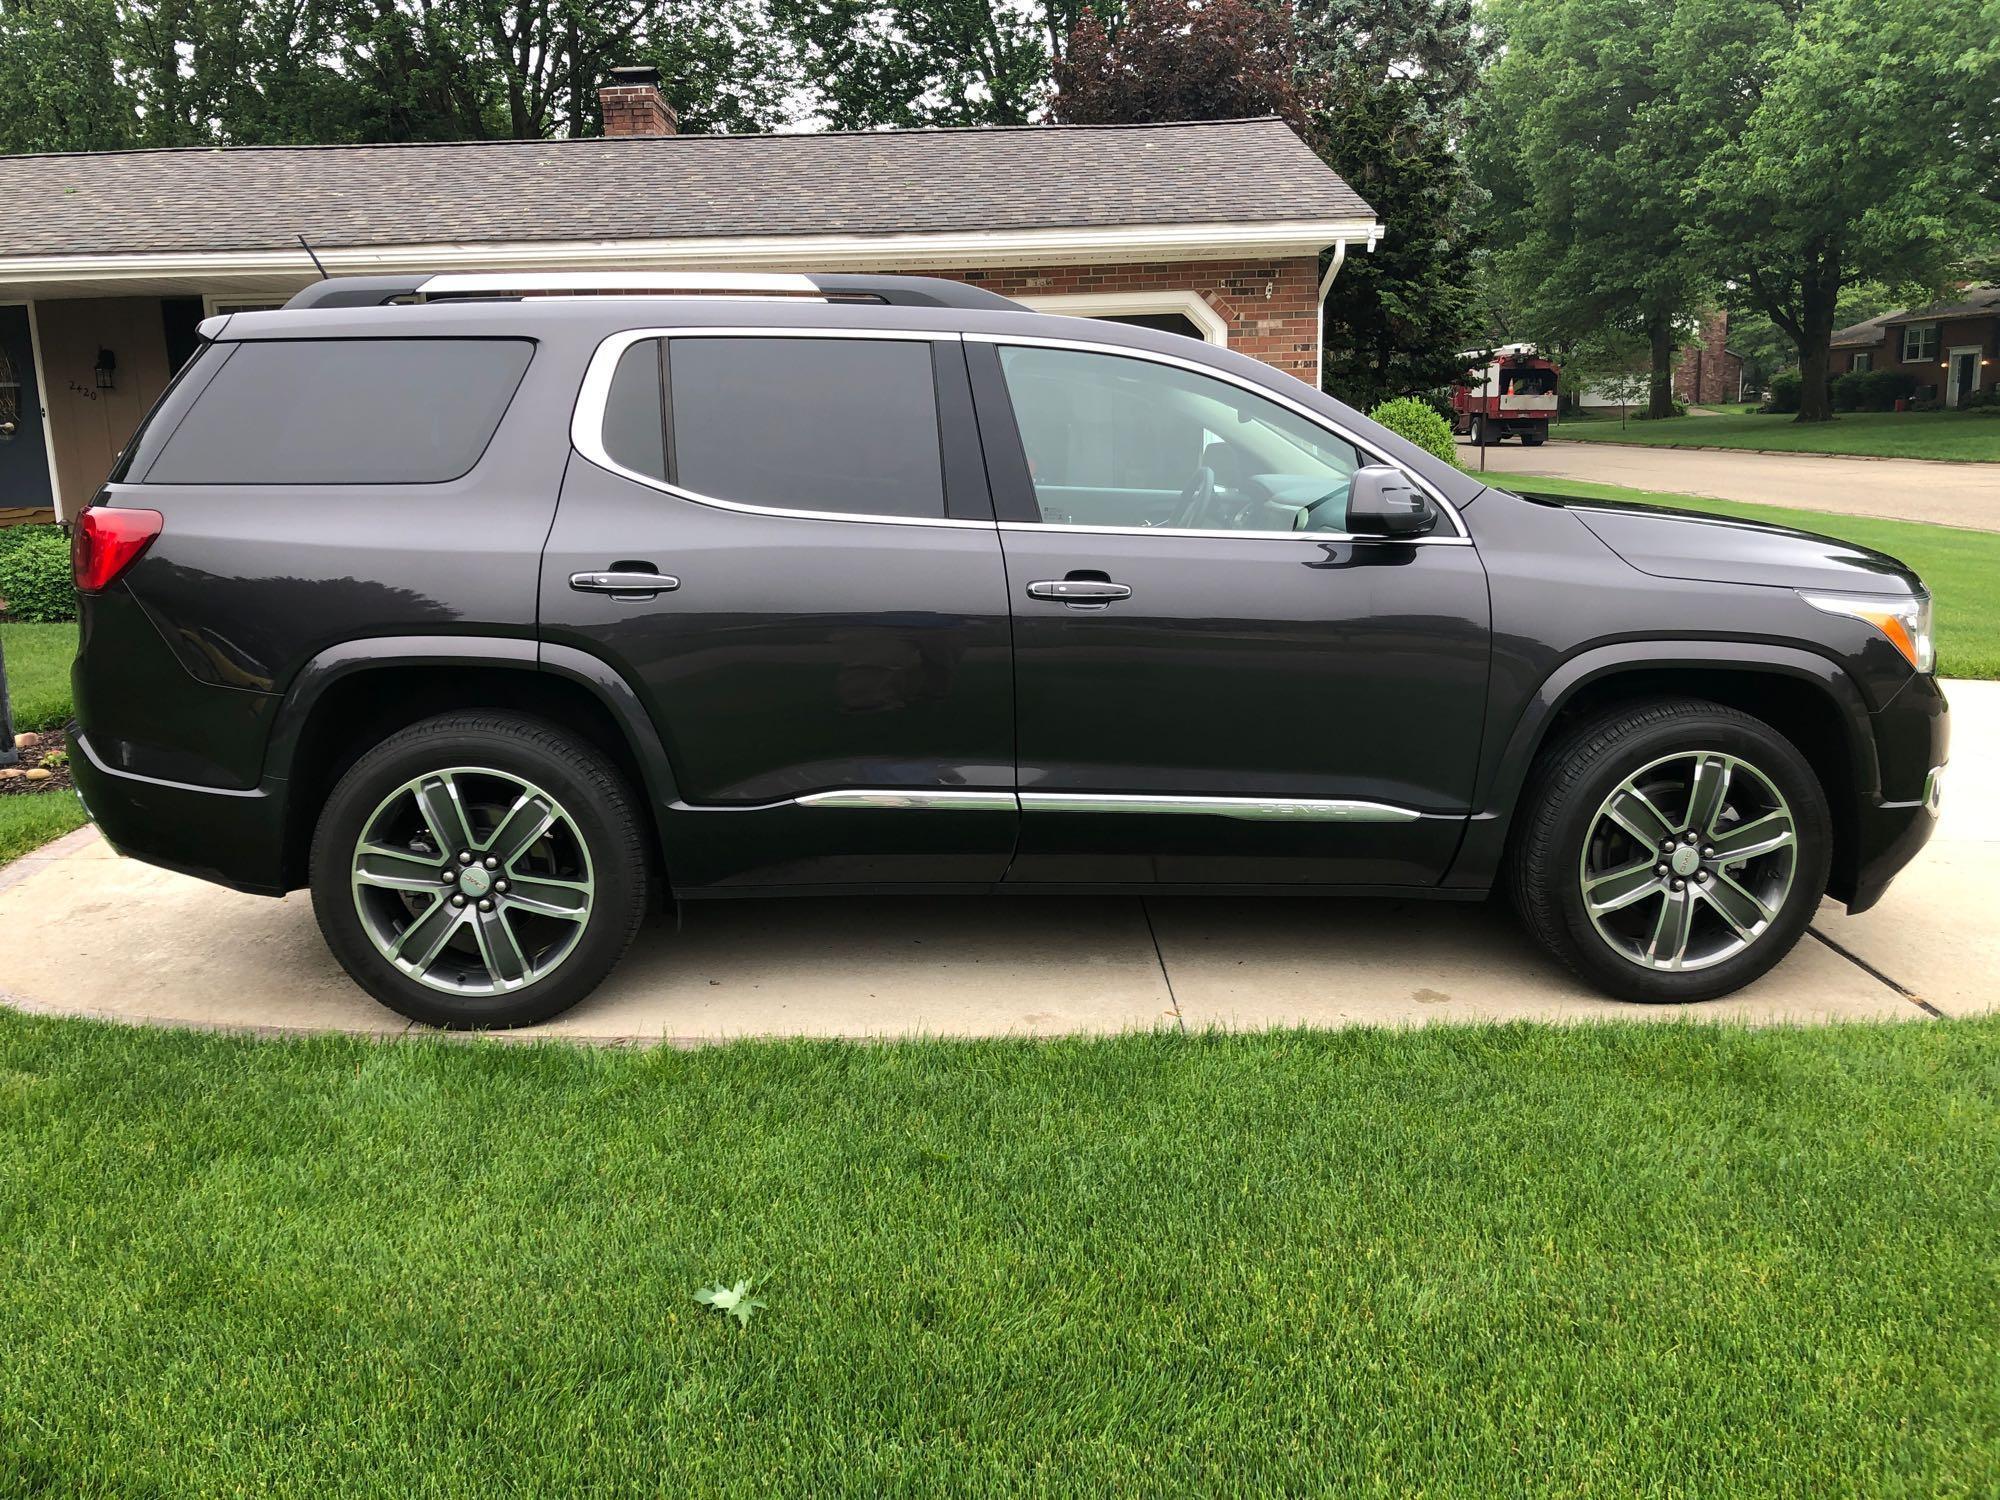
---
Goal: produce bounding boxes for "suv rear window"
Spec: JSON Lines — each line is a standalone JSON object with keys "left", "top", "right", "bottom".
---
{"left": 142, "top": 338, "right": 532, "bottom": 485}
{"left": 661, "top": 337, "right": 944, "bottom": 519}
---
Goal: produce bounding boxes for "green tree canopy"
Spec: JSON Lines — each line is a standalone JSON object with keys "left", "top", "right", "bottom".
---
{"left": 1474, "top": 0, "right": 1707, "bottom": 418}
{"left": 1670, "top": 0, "right": 2000, "bottom": 421}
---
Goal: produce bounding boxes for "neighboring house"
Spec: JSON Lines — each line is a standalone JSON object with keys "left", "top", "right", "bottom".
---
{"left": 0, "top": 69, "right": 1380, "bottom": 520}
{"left": 1831, "top": 286, "right": 1999, "bottom": 406}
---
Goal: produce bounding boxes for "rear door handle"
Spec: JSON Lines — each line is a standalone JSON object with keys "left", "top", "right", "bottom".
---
{"left": 570, "top": 570, "right": 679, "bottom": 596}
{"left": 1026, "top": 579, "right": 1132, "bottom": 606}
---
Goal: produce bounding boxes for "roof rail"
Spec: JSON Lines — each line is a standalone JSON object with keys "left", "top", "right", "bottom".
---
{"left": 282, "top": 271, "right": 1024, "bottom": 312}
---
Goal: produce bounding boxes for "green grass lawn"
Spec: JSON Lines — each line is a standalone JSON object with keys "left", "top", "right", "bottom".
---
{"left": 1503, "top": 477, "right": 2000, "bottom": 680}
{"left": 1, "top": 619, "right": 77, "bottom": 732}
{"left": 0, "top": 793, "right": 86, "bottom": 864}
{"left": 1550, "top": 409, "right": 2000, "bottom": 462}
{"left": 0, "top": 1013, "right": 1994, "bottom": 1495}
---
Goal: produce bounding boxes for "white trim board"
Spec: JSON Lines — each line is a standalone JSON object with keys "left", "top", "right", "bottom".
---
{"left": 1014, "top": 290, "right": 1229, "bottom": 345}
{"left": 0, "top": 219, "right": 1384, "bottom": 294}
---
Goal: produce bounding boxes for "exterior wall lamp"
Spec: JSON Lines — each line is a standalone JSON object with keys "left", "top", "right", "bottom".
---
{"left": 94, "top": 348, "right": 116, "bottom": 390}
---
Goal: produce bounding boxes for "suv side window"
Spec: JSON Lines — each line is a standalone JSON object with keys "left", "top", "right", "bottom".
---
{"left": 654, "top": 336, "right": 946, "bottom": 520}
{"left": 995, "top": 345, "right": 1364, "bottom": 534}
{"left": 142, "top": 338, "right": 532, "bottom": 485}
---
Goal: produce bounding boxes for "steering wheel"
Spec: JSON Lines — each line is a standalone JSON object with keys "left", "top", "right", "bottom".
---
{"left": 1173, "top": 465, "right": 1218, "bottom": 530}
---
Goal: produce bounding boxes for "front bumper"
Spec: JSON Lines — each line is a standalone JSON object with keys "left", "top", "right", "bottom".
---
{"left": 1841, "top": 675, "right": 1949, "bottom": 915}
{"left": 68, "top": 725, "right": 290, "bottom": 897}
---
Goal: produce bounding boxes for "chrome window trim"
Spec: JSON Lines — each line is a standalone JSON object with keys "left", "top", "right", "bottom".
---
{"left": 570, "top": 325, "right": 994, "bottom": 532}
{"left": 774, "top": 787, "right": 1427, "bottom": 822}
{"left": 968, "top": 331, "right": 1471, "bottom": 545}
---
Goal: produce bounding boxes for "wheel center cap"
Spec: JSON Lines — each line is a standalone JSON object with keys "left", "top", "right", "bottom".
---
{"left": 459, "top": 866, "right": 492, "bottom": 898}
{"left": 1671, "top": 846, "right": 1702, "bottom": 878}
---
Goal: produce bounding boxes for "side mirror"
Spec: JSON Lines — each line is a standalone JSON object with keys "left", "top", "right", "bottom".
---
{"left": 1346, "top": 465, "right": 1438, "bottom": 538}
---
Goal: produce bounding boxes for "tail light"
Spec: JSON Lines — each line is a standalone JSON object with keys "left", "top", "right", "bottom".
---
{"left": 73, "top": 506, "right": 164, "bottom": 593}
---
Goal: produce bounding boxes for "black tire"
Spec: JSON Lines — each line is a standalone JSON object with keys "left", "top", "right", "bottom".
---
{"left": 1470, "top": 415, "right": 1489, "bottom": 446}
{"left": 310, "top": 712, "right": 649, "bottom": 1029}
{"left": 1507, "top": 698, "right": 1832, "bottom": 1003}
{"left": 1522, "top": 431, "right": 1547, "bottom": 447}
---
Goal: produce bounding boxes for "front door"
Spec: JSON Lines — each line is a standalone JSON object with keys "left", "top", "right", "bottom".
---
{"left": 0, "top": 306, "right": 54, "bottom": 516}
{"left": 1946, "top": 347, "right": 1982, "bottom": 409}
{"left": 542, "top": 328, "right": 1017, "bottom": 890}
{"left": 972, "top": 338, "right": 1491, "bottom": 887}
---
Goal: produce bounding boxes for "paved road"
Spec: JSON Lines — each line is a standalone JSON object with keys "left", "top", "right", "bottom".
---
{"left": 4, "top": 681, "right": 1991, "bottom": 1041}
{"left": 1468, "top": 439, "right": 2000, "bottom": 532}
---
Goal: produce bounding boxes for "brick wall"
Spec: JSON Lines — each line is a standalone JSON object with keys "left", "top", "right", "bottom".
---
{"left": 905, "top": 256, "right": 1323, "bottom": 383}
{"left": 1673, "top": 310, "right": 1742, "bottom": 405}
{"left": 599, "top": 85, "right": 677, "bottom": 138}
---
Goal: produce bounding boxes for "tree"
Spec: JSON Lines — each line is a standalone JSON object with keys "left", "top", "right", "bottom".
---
{"left": 1473, "top": 0, "right": 1706, "bottom": 420}
{"left": 1296, "top": 0, "right": 1494, "bottom": 406}
{"left": 1053, "top": 0, "right": 1304, "bottom": 128}
{"left": 774, "top": 0, "right": 1083, "bottom": 129}
{"left": 1669, "top": 0, "right": 2000, "bottom": 422}
{"left": 0, "top": 0, "right": 135, "bottom": 153}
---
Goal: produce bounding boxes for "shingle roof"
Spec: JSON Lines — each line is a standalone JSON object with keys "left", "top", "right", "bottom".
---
{"left": 1882, "top": 285, "right": 2000, "bottom": 325}
{"left": 1831, "top": 312, "right": 1898, "bottom": 348}
{"left": 1834, "top": 286, "right": 2000, "bottom": 345}
{"left": 0, "top": 118, "right": 1374, "bottom": 259}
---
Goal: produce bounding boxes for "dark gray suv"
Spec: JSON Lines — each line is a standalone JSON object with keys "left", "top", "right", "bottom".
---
{"left": 66, "top": 272, "right": 1948, "bottom": 1027}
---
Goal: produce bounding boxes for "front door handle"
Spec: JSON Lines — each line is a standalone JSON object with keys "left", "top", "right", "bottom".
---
{"left": 570, "top": 570, "right": 679, "bottom": 597}
{"left": 1026, "top": 578, "right": 1132, "bottom": 607}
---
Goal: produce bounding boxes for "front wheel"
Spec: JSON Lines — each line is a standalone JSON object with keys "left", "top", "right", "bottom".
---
{"left": 310, "top": 713, "right": 649, "bottom": 1028}
{"left": 1508, "top": 699, "right": 1832, "bottom": 1003}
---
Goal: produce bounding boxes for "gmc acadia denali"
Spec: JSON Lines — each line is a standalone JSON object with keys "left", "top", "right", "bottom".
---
{"left": 66, "top": 272, "right": 1948, "bottom": 1028}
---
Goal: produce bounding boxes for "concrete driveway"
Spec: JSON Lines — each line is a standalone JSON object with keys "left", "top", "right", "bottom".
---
{"left": 1468, "top": 439, "right": 2000, "bottom": 532}
{"left": 3, "top": 681, "right": 1993, "bottom": 1042}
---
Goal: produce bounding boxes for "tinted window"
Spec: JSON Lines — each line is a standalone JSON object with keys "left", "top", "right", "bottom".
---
{"left": 144, "top": 338, "right": 532, "bottom": 485}
{"left": 601, "top": 338, "right": 666, "bottom": 480}
{"left": 667, "top": 337, "right": 943, "bottom": 518}
{"left": 997, "top": 345, "right": 1362, "bottom": 533}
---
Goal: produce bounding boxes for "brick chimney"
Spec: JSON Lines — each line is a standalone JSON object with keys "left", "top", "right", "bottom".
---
{"left": 599, "top": 66, "right": 677, "bottom": 137}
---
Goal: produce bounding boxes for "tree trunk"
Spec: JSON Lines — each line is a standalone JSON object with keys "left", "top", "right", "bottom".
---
{"left": 1794, "top": 286, "right": 1839, "bottom": 423}
{"left": 1647, "top": 312, "right": 1677, "bottom": 419}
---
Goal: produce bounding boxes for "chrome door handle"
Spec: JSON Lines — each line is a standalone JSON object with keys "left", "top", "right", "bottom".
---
{"left": 1026, "top": 579, "right": 1132, "bottom": 605}
{"left": 569, "top": 570, "right": 679, "bottom": 596}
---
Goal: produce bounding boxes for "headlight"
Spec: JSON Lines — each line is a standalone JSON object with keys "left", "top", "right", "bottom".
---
{"left": 1801, "top": 591, "right": 1935, "bottom": 674}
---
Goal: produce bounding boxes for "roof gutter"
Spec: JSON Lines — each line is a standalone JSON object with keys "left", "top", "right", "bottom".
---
{"left": 0, "top": 219, "right": 1386, "bottom": 292}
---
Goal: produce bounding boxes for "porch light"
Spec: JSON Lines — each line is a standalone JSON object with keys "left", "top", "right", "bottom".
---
{"left": 94, "top": 348, "right": 116, "bottom": 390}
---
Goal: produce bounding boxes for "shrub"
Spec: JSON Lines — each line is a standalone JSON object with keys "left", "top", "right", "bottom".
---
{"left": 1832, "top": 369, "right": 1919, "bottom": 411}
{"left": 1636, "top": 398, "right": 1689, "bottom": 420}
{"left": 1765, "top": 371, "right": 1802, "bottom": 413}
{"left": 0, "top": 525, "right": 76, "bottom": 623}
{"left": 1367, "top": 396, "right": 1459, "bottom": 467}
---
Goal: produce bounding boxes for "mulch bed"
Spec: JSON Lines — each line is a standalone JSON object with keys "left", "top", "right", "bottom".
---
{"left": 0, "top": 727, "right": 73, "bottom": 796}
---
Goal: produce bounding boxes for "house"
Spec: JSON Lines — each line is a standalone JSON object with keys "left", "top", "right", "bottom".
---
{"left": 0, "top": 70, "right": 1380, "bottom": 521}
{"left": 1830, "top": 286, "right": 1999, "bottom": 406}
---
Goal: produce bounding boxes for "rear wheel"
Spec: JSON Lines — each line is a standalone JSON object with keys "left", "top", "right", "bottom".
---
{"left": 1509, "top": 699, "right": 1831, "bottom": 1003}
{"left": 310, "top": 713, "right": 649, "bottom": 1028}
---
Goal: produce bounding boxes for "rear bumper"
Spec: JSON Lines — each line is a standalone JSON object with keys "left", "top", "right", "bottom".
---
{"left": 69, "top": 726, "right": 289, "bottom": 897}
{"left": 1842, "top": 676, "right": 1949, "bottom": 915}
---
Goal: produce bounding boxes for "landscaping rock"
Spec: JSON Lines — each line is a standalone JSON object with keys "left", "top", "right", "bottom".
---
{"left": 24, "top": 768, "right": 52, "bottom": 781}
{"left": 12, "top": 731, "right": 39, "bottom": 750}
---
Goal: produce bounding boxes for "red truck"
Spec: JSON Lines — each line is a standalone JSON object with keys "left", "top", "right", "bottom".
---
{"left": 1452, "top": 344, "right": 1559, "bottom": 446}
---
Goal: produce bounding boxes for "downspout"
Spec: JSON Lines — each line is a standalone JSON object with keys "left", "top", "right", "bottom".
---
{"left": 1315, "top": 224, "right": 1381, "bottom": 394}
{"left": 1315, "top": 240, "right": 1346, "bottom": 393}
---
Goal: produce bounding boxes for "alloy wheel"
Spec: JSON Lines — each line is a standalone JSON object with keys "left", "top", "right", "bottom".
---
{"left": 349, "top": 766, "right": 596, "bottom": 996}
{"left": 1577, "top": 750, "right": 1798, "bottom": 973}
